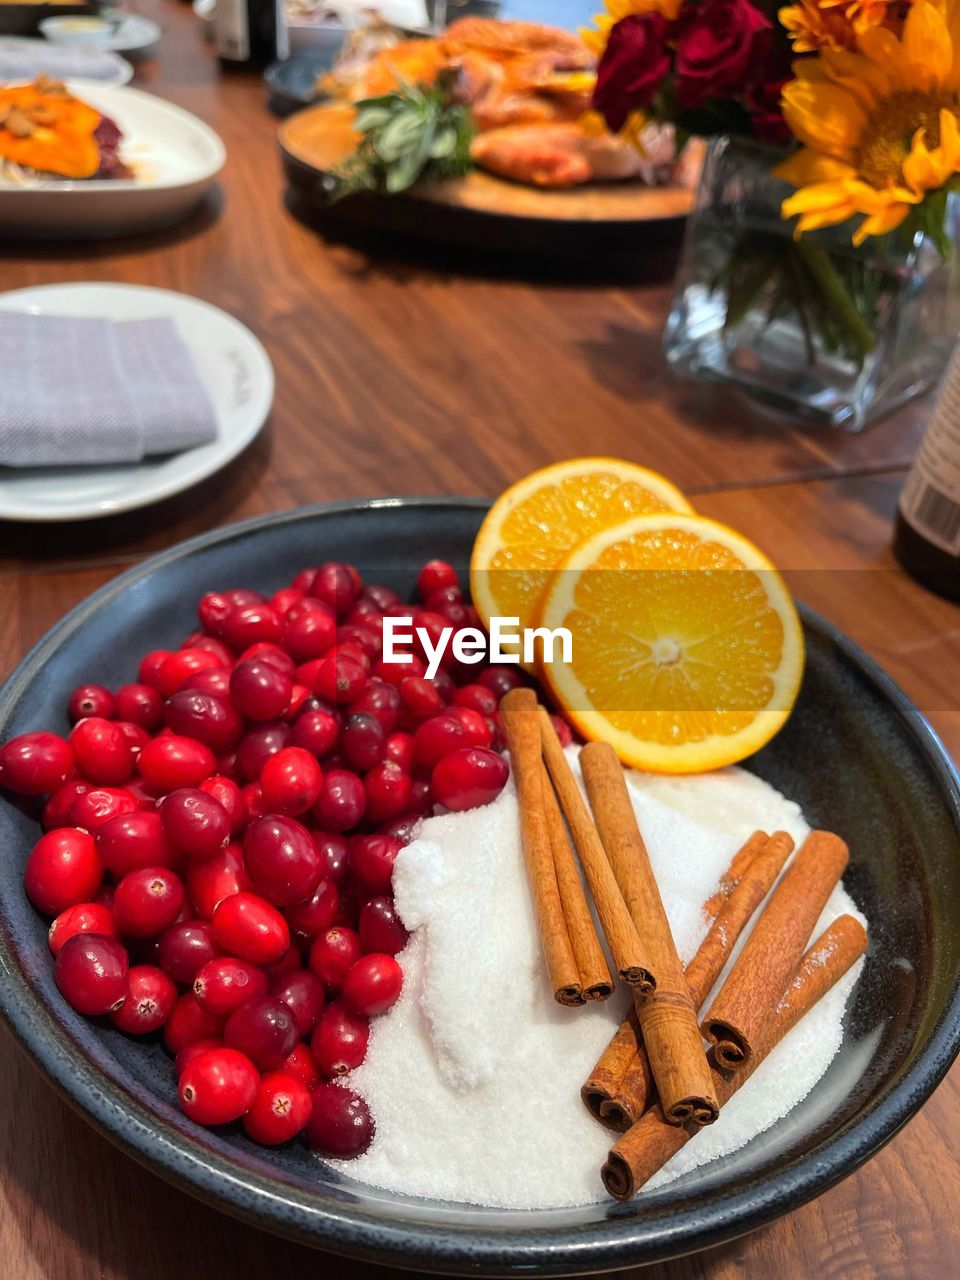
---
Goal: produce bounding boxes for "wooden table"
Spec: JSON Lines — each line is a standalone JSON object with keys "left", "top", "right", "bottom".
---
{"left": 1, "top": 4, "right": 958, "bottom": 1276}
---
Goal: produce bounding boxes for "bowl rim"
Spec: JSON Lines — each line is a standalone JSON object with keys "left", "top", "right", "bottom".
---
{"left": 1, "top": 495, "right": 959, "bottom": 1275}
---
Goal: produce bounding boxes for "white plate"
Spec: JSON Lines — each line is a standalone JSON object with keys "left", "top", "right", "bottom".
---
{"left": 0, "top": 82, "right": 225, "bottom": 237}
{"left": 0, "top": 37, "right": 133, "bottom": 85}
{"left": 0, "top": 283, "right": 274, "bottom": 523}
{"left": 41, "top": 15, "right": 163, "bottom": 56}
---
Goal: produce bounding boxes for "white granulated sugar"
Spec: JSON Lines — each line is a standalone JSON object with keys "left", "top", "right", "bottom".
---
{"left": 329, "top": 751, "right": 865, "bottom": 1208}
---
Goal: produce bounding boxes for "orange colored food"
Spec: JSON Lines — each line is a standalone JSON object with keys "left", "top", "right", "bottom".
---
{"left": 0, "top": 80, "right": 102, "bottom": 179}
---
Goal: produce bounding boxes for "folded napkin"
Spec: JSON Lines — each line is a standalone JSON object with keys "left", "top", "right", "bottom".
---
{"left": 0, "top": 311, "right": 219, "bottom": 468}
{"left": 0, "top": 37, "right": 130, "bottom": 84}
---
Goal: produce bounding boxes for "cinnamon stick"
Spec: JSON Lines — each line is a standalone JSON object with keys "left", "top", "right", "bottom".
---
{"left": 498, "top": 689, "right": 583, "bottom": 1006}
{"left": 580, "top": 740, "right": 719, "bottom": 1127}
{"left": 702, "top": 829, "right": 770, "bottom": 919}
{"left": 535, "top": 706, "right": 652, "bottom": 990}
{"left": 581, "top": 1008, "right": 641, "bottom": 1122}
{"left": 701, "top": 830, "right": 849, "bottom": 1069}
{"left": 602, "top": 914, "right": 868, "bottom": 1199}
{"left": 541, "top": 762, "right": 613, "bottom": 1001}
{"left": 598, "top": 829, "right": 796, "bottom": 1130}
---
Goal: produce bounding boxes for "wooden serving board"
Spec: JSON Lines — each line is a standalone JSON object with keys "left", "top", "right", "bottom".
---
{"left": 278, "top": 101, "right": 696, "bottom": 256}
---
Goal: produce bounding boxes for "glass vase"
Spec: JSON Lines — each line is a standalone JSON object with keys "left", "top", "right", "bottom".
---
{"left": 663, "top": 134, "right": 960, "bottom": 431}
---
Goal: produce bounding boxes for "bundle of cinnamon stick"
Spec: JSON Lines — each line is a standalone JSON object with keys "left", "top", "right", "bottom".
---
{"left": 498, "top": 688, "right": 868, "bottom": 1200}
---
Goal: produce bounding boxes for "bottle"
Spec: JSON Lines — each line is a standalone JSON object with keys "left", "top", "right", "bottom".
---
{"left": 893, "top": 345, "right": 960, "bottom": 602}
{"left": 214, "top": 0, "right": 288, "bottom": 69}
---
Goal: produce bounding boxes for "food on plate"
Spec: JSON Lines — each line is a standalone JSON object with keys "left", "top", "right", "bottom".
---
{"left": 470, "top": 121, "right": 647, "bottom": 188}
{"left": 0, "top": 78, "right": 130, "bottom": 182}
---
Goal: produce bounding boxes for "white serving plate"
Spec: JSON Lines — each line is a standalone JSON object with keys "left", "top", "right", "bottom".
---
{"left": 0, "top": 82, "right": 225, "bottom": 237}
{"left": 0, "top": 283, "right": 274, "bottom": 523}
{"left": 40, "top": 15, "right": 163, "bottom": 56}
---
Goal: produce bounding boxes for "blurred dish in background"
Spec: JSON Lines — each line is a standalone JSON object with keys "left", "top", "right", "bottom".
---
{"left": 286, "top": 0, "right": 428, "bottom": 55}
{"left": 0, "top": 283, "right": 274, "bottom": 522}
{"left": 193, "top": 0, "right": 216, "bottom": 38}
{"left": 0, "top": 35, "right": 132, "bottom": 83}
{"left": 264, "top": 50, "right": 337, "bottom": 107}
{"left": 0, "top": 3, "right": 98, "bottom": 41}
{"left": 40, "top": 12, "right": 162, "bottom": 56}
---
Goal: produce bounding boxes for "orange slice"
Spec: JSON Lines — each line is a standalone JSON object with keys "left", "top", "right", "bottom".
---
{"left": 540, "top": 513, "right": 804, "bottom": 773}
{"left": 470, "top": 459, "right": 693, "bottom": 669}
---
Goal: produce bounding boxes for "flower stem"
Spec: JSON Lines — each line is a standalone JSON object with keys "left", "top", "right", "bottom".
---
{"left": 794, "top": 240, "right": 876, "bottom": 361}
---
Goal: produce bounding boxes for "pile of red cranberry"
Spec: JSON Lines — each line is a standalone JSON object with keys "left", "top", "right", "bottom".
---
{"left": 0, "top": 558, "right": 560, "bottom": 1158}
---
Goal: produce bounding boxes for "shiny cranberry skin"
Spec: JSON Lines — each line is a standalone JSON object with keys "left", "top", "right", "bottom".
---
{"left": 309, "top": 926, "right": 362, "bottom": 991}
{"left": 113, "top": 867, "right": 186, "bottom": 938}
{"left": 158, "top": 649, "right": 224, "bottom": 698}
{"left": 291, "top": 708, "right": 340, "bottom": 759}
{"left": 175, "top": 1037, "right": 222, "bottom": 1079}
{"left": 157, "top": 919, "right": 221, "bottom": 984}
{"left": 364, "top": 763, "right": 412, "bottom": 825}
{"left": 228, "top": 659, "right": 290, "bottom": 722}
{"left": 314, "top": 654, "right": 368, "bottom": 705}
{"left": 343, "top": 953, "right": 402, "bottom": 1016}
{"left": 399, "top": 676, "right": 443, "bottom": 721}
{"left": 259, "top": 747, "right": 322, "bottom": 817}
{"left": 433, "top": 747, "right": 509, "bottom": 812}
{"left": 179, "top": 1047, "right": 259, "bottom": 1125}
{"left": 224, "top": 994, "right": 298, "bottom": 1071}
{"left": 96, "top": 811, "right": 177, "bottom": 876}
{"left": 349, "top": 834, "right": 403, "bottom": 894}
{"left": 221, "top": 604, "right": 283, "bottom": 652}
{"left": 453, "top": 684, "right": 498, "bottom": 717}
{"left": 114, "top": 683, "right": 164, "bottom": 730}
{"left": 161, "top": 788, "right": 231, "bottom": 859}
{"left": 264, "top": 945, "right": 302, "bottom": 982}
{"left": 164, "top": 991, "right": 223, "bottom": 1053}
{"left": 310, "top": 1000, "right": 370, "bottom": 1077}
{"left": 379, "top": 812, "right": 423, "bottom": 844}
{"left": 307, "top": 1083, "right": 374, "bottom": 1157}
{"left": 337, "top": 623, "right": 381, "bottom": 659}
{"left": 243, "top": 1070, "right": 312, "bottom": 1145}
{"left": 43, "top": 779, "right": 91, "bottom": 830}
{"left": 194, "top": 956, "right": 268, "bottom": 1017}
{"left": 199, "top": 775, "right": 246, "bottom": 836}
{"left": 69, "top": 785, "right": 138, "bottom": 832}
{"left": 110, "top": 964, "right": 177, "bottom": 1034}
{"left": 271, "top": 969, "right": 325, "bottom": 1036}
{"left": 241, "top": 781, "right": 267, "bottom": 821}
{"left": 477, "top": 666, "right": 525, "bottom": 701}
{"left": 268, "top": 587, "right": 304, "bottom": 619}
{"left": 68, "top": 718, "right": 133, "bottom": 786}
{"left": 314, "top": 832, "right": 349, "bottom": 886}
{"left": 25, "top": 827, "right": 102, "bottom": 915}
{"left": 374, "top": 653, "right": 426, "bottom": 686}
{"left": 243, "top": 816, "right": 321, "bottom": 906}
{"left": 286, "top": 877, "right": 341, "bottom": 947}
{"left": 213, "top": 892, "right": 290, "bottom": 965}
{"left": 240, "top": 642, "right": 296, "bottom": 675}
{"left": 449, "top": 706, "right": 493, "bottom": 749}
{"left": 68, "top": 684, "right": 115, "bottom": 723}
{"left": 417, "top": 559, "right": 458, "bottom": 599}
{"left": 48, "top": 901, "right": 116, "bottom": 955}
{"left": 363, "top": 582, "right": 400, "bottom": 611}
{"left": 341, "top": 713, "right": 385, "bottom": 772}
{"left": 284, "top": 609, "right": 336, "bottom": 663}
{"left": 55, "top": 933, "right": 128, "bottom": 1015}
{"left": 283, "top": 1042, "right": 320, "bottom": 1090}
{"left": 165, "top": 689, "right": 243, "bottom": 753}
{"left": 413, "top": 714, "right": 465, "bottom": 771}
{"left": 139, "top": 735, "right": 217, "bottom": 793}
{"left": 383, "top": 732, "right": 415, "bottom": 773}
{"left": 138, "top": 649, "right": 173, "bottom": 691}
{"left": 359, "top": 897, "right": 408, "bottom": 956}
{"left": 311, "top": 562, "right": 362, "bottom": 618}
{"left": 188, "top": 635, "right": 235, "bottom": 666}
{"left": 116, "top": 721, "right": 151, "bottom": 756}
{"left": 186, "top": 843, "right": 250, "bottom": 919}
{"left": 236, "top": 721, "right": 292, "bottom": 782}
{"left": 312, "top": 769, "right": 365, "bottom": 832}
{"left": 180, "top": 667, "right": 233, "bottom": 700}
{"left": 198, "top": 591, "right": 234, "bottom": 636}
{"left": 349, "top": 681, "right": 401, "bottom": 733}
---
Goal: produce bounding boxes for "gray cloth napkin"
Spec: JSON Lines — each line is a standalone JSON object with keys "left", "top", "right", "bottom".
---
{"left": 0, "top": 311, "right": 219, "bottom": 468}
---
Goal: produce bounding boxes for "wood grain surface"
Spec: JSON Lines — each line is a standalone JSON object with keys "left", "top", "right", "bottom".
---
{"left": 1, "top": 3, "right": 958, "bottom": 1277}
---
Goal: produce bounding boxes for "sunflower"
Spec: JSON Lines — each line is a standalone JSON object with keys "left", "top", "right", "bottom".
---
{"left": 779, "top": 0, "right": 902, "bottom": 54}
{"left": 777, "top": 0, "right": 960, "bottom": 243}
{"left": 580, "top": 0, "right": 683, "bottom": 57}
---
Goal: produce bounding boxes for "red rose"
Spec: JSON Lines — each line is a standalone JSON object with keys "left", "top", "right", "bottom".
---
{"left": 747, "top": 77, "right": 791, "bottom": 144}
{"left": 674, "top": 0, "right": 771, "bottom": 111}
{"left": 592, "top": 13, "right": 672, "bottom": 135}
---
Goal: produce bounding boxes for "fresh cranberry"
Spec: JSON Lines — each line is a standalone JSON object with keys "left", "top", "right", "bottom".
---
{"left": 110, "top": 964, "right": 177, "bottom": 1034}
{"left": 449, "top": 706, "right": 493, "bottom": 749}
{"left": 124, "top": 777, "right": 161, "bottom": 809}
{"left": 399, "top": 676, "right": 443, "bottom": 721}
{"left": 314, "top": 654, "right": 368, "bottom": 705}
{"left": 268, "top": 588, "right": 304, "bottom": 619}
{"left": 221, "top": 604, "right": 283, "bottom": 652}
{"left": 157, "top": 649, "right": 224, "bottom": 698}
{"left": 477, "top": 666, "right": 526, "bottom": 701}
{"left": 113, "top": 867, "right": 186, "bottom": 938}
{"left": 224, "top": 994, "right": 298, "bottom": 1071}
{"left": 549, "top": 714, "right": 575, "bottom": 748}
{"left": 243, "top": 1071, "right": 312, "bottom": 1145}
{"left": 336, "top": 623, "right": 381, "bottom": 660}
{"left": 336, "top": 643, "right": 371, "bottom": 674}
{"left": 417, "top": 559, "right": 458, "bottom": 599}
{"left": 213, "top": 892, "right": 289, "bottom": 965}
{"left": 186, "top": 843, "right": 251, "bottom": 919}
{"left": 139, "top": 735, "right": 217, "bottom": 792}
{"left": 413, "top": 714, "right": 466, "bottom": 770}
{"left": 284, "top": 609, "right": 336, "bottom": 663}
{"left": 358, "top": 897, "right": 408, "bottom": 956}
{"left": 199, "top": 775, "right": 246, "bottom": 836}
{"left": 242, "top": 815, "right": 319, "bottom": 907}
{"left": 239, "top": 642, "right": 296, "bottom": 675}
{"left": 193, "top": 956, "right": 268, "bottom": 1017}
{"left": 180, "top": 667, "right": 233, "bottom": 700}
{"left": 383, "top": 732, "right": 415, "bottom": 773}
{"left": 283, "top": 1042, "right": 320, "bottom": 1090}
{"left": 284, "top": 683, "right": 311, "bottom": 721}
{"left": 259, "top": 747, "right": 322, "bottom": 816}
{"left": 374, "top": 654, "right": 426, "bottom": 686}
{"left": 161, "top": 788, "right": 230, "bottom": 859}
{"left": 291, "top": 708, "right": 340, "bottom": 759}
{"left": 342, "top": 953, "right": 403, "bottom": 1016}
{"left": 378, "top": 813, "right": 423, "bottom": 844}
{"left": 349, "top": 834, "right": 403, "bottom": 895}
{"left": 308, "top": 926, "right": 362, "bottom": 991}
{"left": 179, "top": 1047, "right": 259, "bottom": 1125}
{"left": 116, "top": 721, "right": 151, "bottom": 756}
{"left": 286, "top": 877, "right": 341, "bottom": 946}
{"left": 271, "top": 969, "right": 325, "bottom": 1036}
{"left": 138, "top": 649, "right": 173, "bottom": 690}
{"left": 198, "top": 591, "right": 234, "bottom": 636}
{"left": 241, "top": 781, "right": 267, "bottom": 821}
{"left": 165, "top": 689, "right": 242, "bottom": 753}
{"left": 310, "top": 1000, "right": 370, "bottom": 1077}
{"left": 290, "top": 568, "right": 319, "bottom": 595}
{"left": 114, "top": 683, "right": 164, "bottom": 730}
{"left": 69, "top": 785, "right": 138, "bottom": 832}
{"left": 96, "top": 811, "right": 176, "bottom": 877}
{"left": 54, "top": 933, "right": 128, "bottom": 1015}
{"left": 338, "top": 714, "right": 383, "bottom": 772}
{"left": 164, "top": 991, "right": 223, "bottom": 1053}
{"left": 311, "top": 563, "right": 362, "bottom": 618}
{"left": 228, "top": 659, "right": 290, "bottom": 722}
{"left": 349, "top": 681, "right": 401, "bottom": 733}
{"left": 48, "top": 902, "right": 116, "bottom": 956}
{"left": 362, "top": 583, "right": 400, "bottom": 612}
{"left": 312, "top": 769, "right": 365, "bottom": 832}
{"left": 188, "top": 635, "right": 235, "bottom": 666}
{"left": 453, "top": 684, "right": 498, "bottom": 716}
{"left": 68, "top": 684, "right": 115, "bottom": 723}
{"left": 364, "top": 762, "right": 411, "bottom": 824}
{"left": 25, "top": 828, "right": 102, "bottom": 915}
{"left": 175, "top": 1037, "right": 222, "bottom": 1080}
{"left": 236, "top": 721, "right": 292, "bottom": 782}
{"left": 157, "top": 919, "right": 221, "bottom": 984}
{"left": 43, "top": 779, "right": 91, "bottom": 830}
{"left": 314, "top": 833, "right": 349, "bottom": 886}
{"left": 68, "top": 718, "right": 133, "bottom": 786}
{"left": 306, "top": 1083, "right": 374, "bottom": 1157}
{"left": 264, "top": 946, "right": 302, "bottom": 984}
{"left": 432, "top": 747, "right": 509, "bottom": 812}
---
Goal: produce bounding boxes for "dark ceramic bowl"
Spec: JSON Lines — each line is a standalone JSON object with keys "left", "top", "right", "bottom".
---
{"left": 1, "top": 498, "right": 959, "bottom": 1276}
